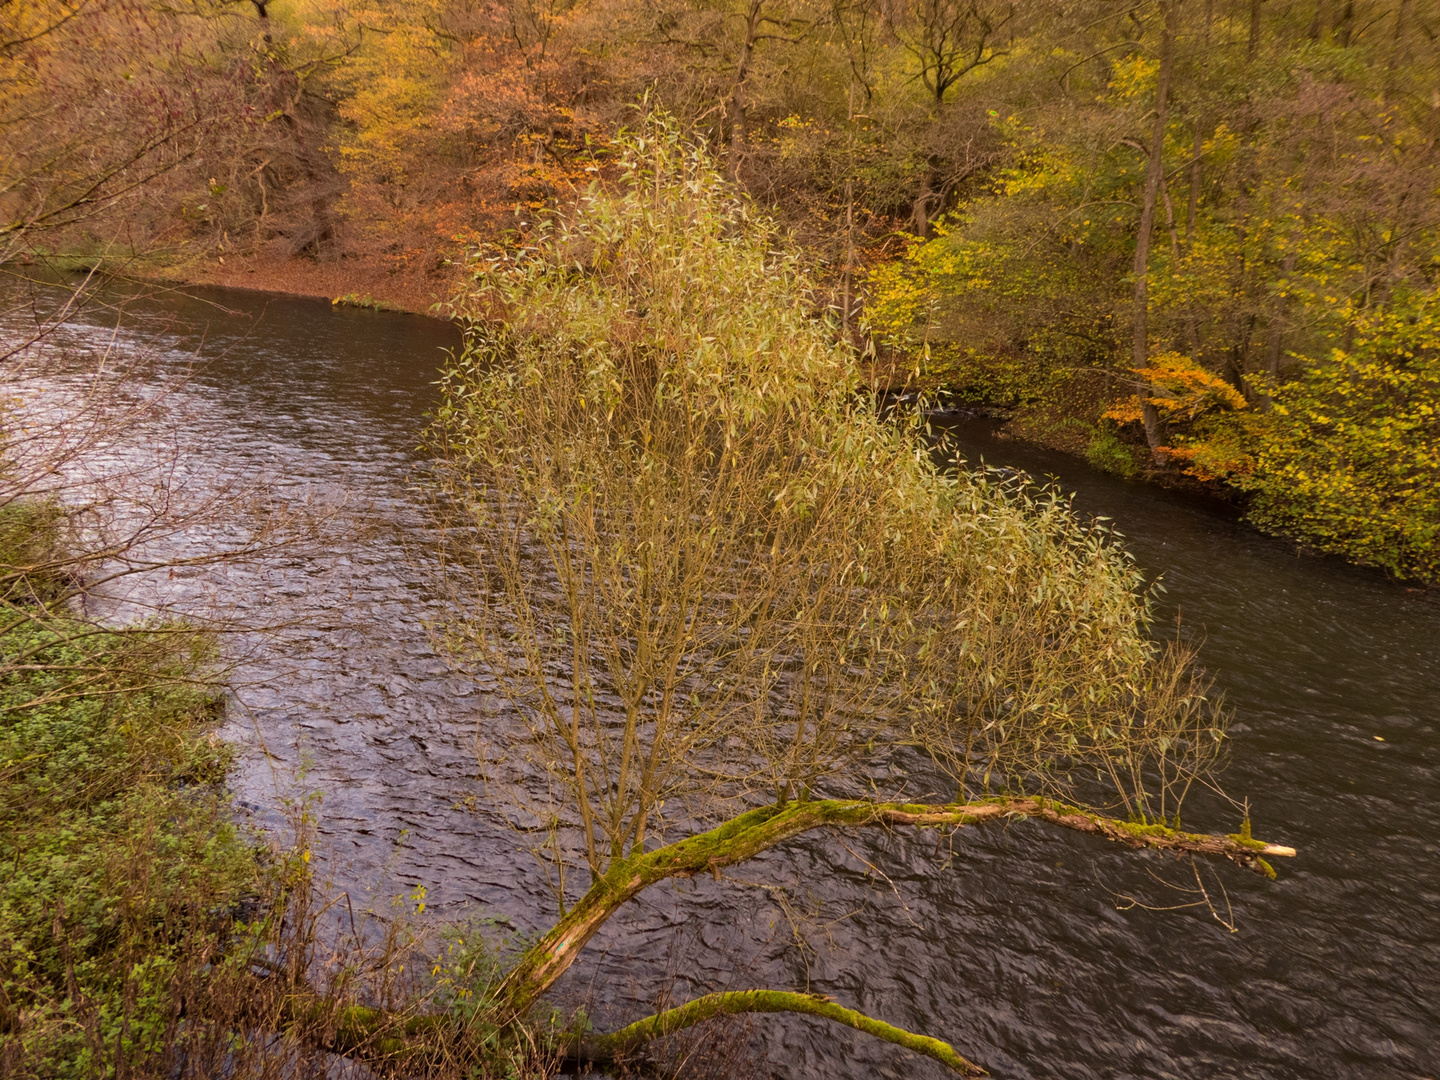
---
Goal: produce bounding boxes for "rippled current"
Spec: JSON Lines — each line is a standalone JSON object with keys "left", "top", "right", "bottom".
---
{"left": 12, "top": 283, "right": 1438, "bottom": 1080}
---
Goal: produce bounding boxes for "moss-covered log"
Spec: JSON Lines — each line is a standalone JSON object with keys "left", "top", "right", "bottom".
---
{"left": 277, "top": 992, "right": 446, "bottom": 1062}
{"left": 266, "top": 797, "right": 1289, "bottom": 1077}
{"left": 583, "top": 989, "right": 986, "bottom": 1075}
{"left": 494, "top": 796, "right": 1295, "bottom": 1018}
{"left": 292, "top": 984, "right": 984, "bottom": 1075}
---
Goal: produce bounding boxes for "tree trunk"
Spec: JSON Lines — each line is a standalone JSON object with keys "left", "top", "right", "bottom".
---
{"left": 1133, "top": 0, "right": 1179, "bottom": 466}
{"left": 1385, "top": 0, "right": 1412, "bottom": 102}
{"left": 1185, "top": 126, "right": 1202, "bottom": 243}
{"left": 911, "top": 74, "right": 949, "bottom": 237}
{"left": 911, "top": 155, "right": 941, "bottom": 237}
{"left": 492, "top": 794, "right": 1294, "bottom": 1020}
{"left": 1336, "top": 1, "right": 1356, "bottom": 46}
{"left": 584, "top": 990, "right": 984, "bottom": 1074}
{"left": 842, "top": 176, "right": 856, "bottom": 332}
{"left": 1187, "top": 0, "right": 1211, "bottom": 246}
{"left": 842, "top": 80, "right": 858, "bottom": 335}
{"left": 728, "top": 0, "right": 764, "bottom": 181}
{"left": 291, "top": 797, "right": 1290, "bottom": 1076}
{"left": 1258, "top": 251, "right": 1298, "bottom": 410}
{"left": 250, "top": 0, "right": 273, "bottom": 45}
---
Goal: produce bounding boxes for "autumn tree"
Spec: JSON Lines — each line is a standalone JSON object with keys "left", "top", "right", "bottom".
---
{"left": 865, "top": 0, "right": 1440, "bottom": 575}
{"left": 1130, "top": 0, "right": 1177, "bottom": 463}
{"left": 885, "top": 0, "right": 1012, "bottom": 234}
{"left": 425, "top": 120, "right": 1293, "bottom": 1073}
{"left": 0, "top": 0, "right": 235, "bottom": 262}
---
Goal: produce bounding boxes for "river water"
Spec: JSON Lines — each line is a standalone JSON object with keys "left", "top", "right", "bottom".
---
{"left": 12, "top": 283, "right": 1438, "bottom": 1080}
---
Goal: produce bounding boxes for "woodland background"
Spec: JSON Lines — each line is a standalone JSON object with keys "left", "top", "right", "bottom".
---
{"left": 5, "top": 0, "right": 1439, "bottom": 579}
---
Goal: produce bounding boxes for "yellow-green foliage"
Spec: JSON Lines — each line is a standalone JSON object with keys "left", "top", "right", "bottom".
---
{"left": 325, "top": 0, "right": 455, "bottom": 185}
{"left": 282, "top": 0, "right": 465, "bottom": 241}
{"left": 863, "top": 107, "right": 1140, "bottom": 407}
{"left": 1192, "top": 296, "right": 1440, "bottom": 580}
{"left": 436, "top": 115, "right": 1226, "bottom": 839}
{"left": 864, "top": 17, "right": 1440, "bottom": 580}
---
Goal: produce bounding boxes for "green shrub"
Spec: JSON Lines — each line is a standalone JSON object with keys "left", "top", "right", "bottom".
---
{"left": 0, "top": 503, "right": 564, "bottom": 1077}
{"left": 1086, "top": 428, "right": 1138, "bottom": 477}
{"left": 0, "top": 608, "right": 263, "bottom": 1076}
{"left": 0, "top": 499, "right": 276, "bottom": 1076}
{"left": 1194, "top": 294, "right": 1440, "bottom": 580}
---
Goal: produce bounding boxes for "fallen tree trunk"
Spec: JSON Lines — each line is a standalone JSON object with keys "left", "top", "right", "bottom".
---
{"left": 581, "top": 989, "right": 986, "bottom": 1075}
{"left": 494, "top": 795, "right": 1295, "bottom": 1018}
{"left": 268, "top": 795, "right": 1291, "bottom": 1077}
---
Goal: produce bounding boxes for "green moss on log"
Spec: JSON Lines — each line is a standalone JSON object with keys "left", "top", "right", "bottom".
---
{"left": 584, "top": 990, "right": 986, "bottom": 1076}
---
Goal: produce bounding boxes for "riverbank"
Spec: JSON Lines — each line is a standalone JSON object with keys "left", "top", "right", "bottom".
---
{"left": 0, "top": 445, "right": 562, "bottom": 1076}
{"left": 0, "top": 502, "right": 280, "bottom": 1071}
{"left": 154, "top": 253, "right": 452, "bottom": 317}
{"left": 21, "top": 257, "right": 1434, "bottom": 587}
{"left": 21, "top": 251, "right": 457, "bottom": 319}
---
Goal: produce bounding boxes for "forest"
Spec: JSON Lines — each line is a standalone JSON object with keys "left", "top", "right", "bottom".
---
{"left": 1, "top": 1, "right": 1436, "bottom": 1078}
{"left": 5, "top": 0, "right": 1439, "bottom": 579}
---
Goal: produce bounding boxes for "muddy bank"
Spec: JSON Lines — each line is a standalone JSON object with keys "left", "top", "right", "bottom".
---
{"left": 121, "top": 252, "right": 455, "bottom": 318}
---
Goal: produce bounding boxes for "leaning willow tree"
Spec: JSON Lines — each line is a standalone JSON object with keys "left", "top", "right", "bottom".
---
{"left": 427, "top": 117, "right": 1293, "bottom": 1075}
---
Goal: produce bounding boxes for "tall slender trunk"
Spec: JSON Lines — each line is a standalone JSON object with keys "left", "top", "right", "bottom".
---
{"left": 728, "top": 0, "right": 764, "bottom": 182}
{"left": 910, "top": 77, "right": 948, "bottom": 237}
{"left": 1259, "top": 251, "right": 1298, "bottom": 410}
{"left": 842, "top": 179, "right": 856, "bottom": 328}
{"left": 1336, "top": 1, "right": 1356, "bottom": 46}
{"left": 250, "top": 0, "right": 273, "bottom": 44}
{"left": 911, "top": 154, "right": 941, "bottom": 237}
{"left": 1385, "top": 0, "right": 1412, "bottom": 102}
{"left": 1185, "top": 126, "right": 1202, "bottom": 242}
{"left": 1186, "top": 0, "right": 1211, "bottom": 248}
{"left": 841, "top": 80, "right": 857, "bottom": 336}
{"left": 1134, "top": 0, "right": 1179, "bottom": 466}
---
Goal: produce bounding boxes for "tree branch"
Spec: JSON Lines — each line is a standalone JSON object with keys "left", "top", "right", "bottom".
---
{"left": 583, "top": 989, "right": 986, "bottom": 1075}
{"left": 494, "top": 796, "right": 1295, "bottom": 1017}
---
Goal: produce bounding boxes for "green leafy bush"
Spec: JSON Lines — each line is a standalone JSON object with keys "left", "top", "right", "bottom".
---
{"left": 1196, "top": 296, "right": 1440, "bottom": 580}
{"left": 0, "top": 500, "right": 570, "bottom": 1078}
{"left": 1086, "top": 428, "right": 1139, "bottom": 478}
{"left": 0, "top": 503, "right": 269, "bottom": 1076}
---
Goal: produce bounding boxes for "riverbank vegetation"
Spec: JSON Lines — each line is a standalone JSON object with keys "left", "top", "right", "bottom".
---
{"left": 0, "top": 497, "right": 588, "bottom": 1077}
{"left": 0, "top": 303, "right": 576, "bottom": 1075}
{"left": 0, "top": 499, "right": 260, "bottom": 1073}
{"left": 422, "top": 122, "right": 1294, "bottom": 1073}
{"left": 865, "top": 2, "right": 1440, "bottom": 581}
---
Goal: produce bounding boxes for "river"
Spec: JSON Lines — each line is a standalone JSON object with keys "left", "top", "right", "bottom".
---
{"left": 10, "top": 282, "right": 1438, "bottom": 1080}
